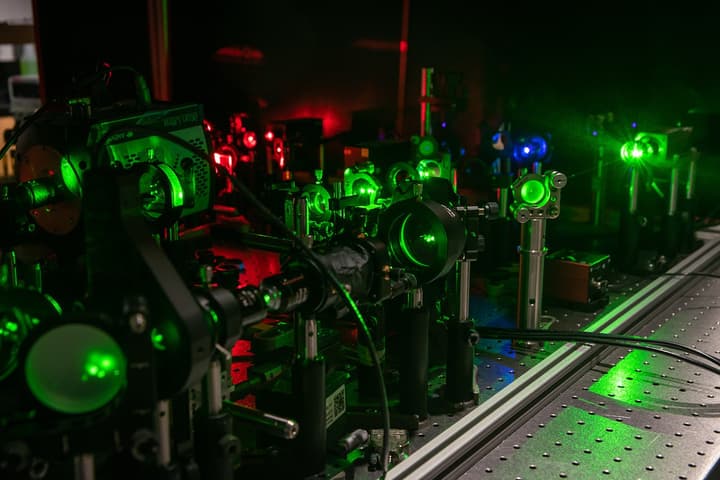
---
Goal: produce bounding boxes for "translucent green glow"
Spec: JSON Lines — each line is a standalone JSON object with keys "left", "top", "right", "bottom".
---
{"left": 25, "top": 324, "right": 126, "bottom": 414}
{"left": 139, "top": 164, "right": 185, "bottom": 219}
{"left": 519, "top": 179, "right": 548, "bottom": 205}
{"left": 487, "top": 406, "right": 670, "bottom": 478}
{"left": 44, "top": 295, "right": 63, "bottom": 315}
{"left": 399, "top": 215, "right": 430, "bottom": 267}
{"left": 589, "top": 350, "right": 660, "bottom": 410}
{"left": 620, "top": 141, "right": 648, "bottom": 164}
{"left": 417, "top": 159, "right": 442, "bottom": 179}
{"left": 151, "top": 327, "right": 166, "bottom": 351}
{"left": 418, "top": 138, "right": 436, "bottom": 157}
{"left": 60, "top": 158, "right": 83, "bottom": 198}
{"left": 1, "top": 308, "right": 34, "bottom": 381}
{"left": 349, "top": 176, "right": 380, "bottom": 204}
{"left": 308, "top": 191, "right": 328, "bottom": 216}
{"left": 395, "top": 211, "right": 448, "bottom": 269}
{"left": 207, "top": 307, "right": 219, "bottom": 325}
{"left": 83, "top": 353, "right": 118, "bottom": 380}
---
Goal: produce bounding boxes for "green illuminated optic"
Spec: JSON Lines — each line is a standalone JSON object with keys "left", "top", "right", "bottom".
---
{"left": 309, "top": 193, "right": 327, "bottom": 216}
{"left": 207, "top": 307, "right": 219, "bottom": 325}
{"left": 620, "top": 141, "right": 648, "bottom": 164}
{"left": 519, "top": 179, "right": 548, "bottom": 205}
{"left": 151, "top": 327, "right": 166, "bottom": 351}
{"left": 421, "top": 234, "right": 435, "bottom": 243}
{"left": 1, "top": 307, "right": 37, "bottom": 381}
{"left": 263, "top": 293, "right": 272, "bottom": 305}
{"left": 25, "top": 324, "right": 126, "bottom": 414}
{"left": 139, "top": 164, "right": 185, "bottom": 219}
{"left": 44, "top": 294, "right": 63, "bottom": 315}
{"left": 83, "top": 353, "right": 118, "bottom": 380}
{"left": 60, "top": 158, "right": 83, "bottom": 198}
{"left": 417, "top": 160, "right": 442, "bottom": 180}
{"left": 399, "top": 216, "right": 430, "bottom": 267}
{"left": 351, "top": 178, "right": 379, "bottom": 200}
{"left": 418, "top": 138, "right": 436, "bottom": 157}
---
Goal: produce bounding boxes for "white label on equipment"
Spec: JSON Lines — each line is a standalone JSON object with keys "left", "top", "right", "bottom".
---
{"left": 325, "top": 384, "right": 346, "bottom": 429}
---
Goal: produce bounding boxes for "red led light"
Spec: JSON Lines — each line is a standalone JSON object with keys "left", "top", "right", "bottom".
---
{"left": 265, "top": 131, "right": 274, "bottom": 141}
{"left": 214, "top": 146, "right": 237, "bottom": 172}
{"left": 231, "top": 114, "right": 244, "bottom": 134}
{"left": 399, "top": 40, "right": 408, "bottom": 53}
{"left": 243, "top": 132, "right": 257, "bottom": 149}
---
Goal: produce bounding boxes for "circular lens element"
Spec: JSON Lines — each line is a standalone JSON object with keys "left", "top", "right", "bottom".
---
{"left": 397, "top": 213, "right": 440, "bottom": 267}
{"left": 513, "top": 136, "right": 548, "bottom": 163}
{"left": 519, "top": 178, "right": 548, "bottom": 205}
{"left": 418, "top": 138, "right": 437, "bottom": 157}
{"left": 381, "top": 200, "right": 465, "bottom": 284}
{"left": 417, "top": 159, "right": 442, "bottom": 179}
{"left": 620, "top": 141, "right": 647, "bottom": 164}
{"left": 346, "top": 173, "right": 381, "bottom": 205}
{"left": 25, "top": 324, "right": 126, "bottom": 414}
{"left": 303, "top": 184, "right": 331, "bottom": 221}
{"left": 386, "top": 162, "right": 418, "bottom": 191}
{"left": 138, "top": 164, "right": 184, "bottom": 221}
{"left": 242, "top": 131, "right": 258, "bottom": 149}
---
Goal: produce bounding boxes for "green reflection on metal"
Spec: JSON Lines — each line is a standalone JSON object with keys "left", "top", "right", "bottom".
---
{"left": 60, "top": 157, "right": 83, "bottom": 198}
{"left": 44, "top": 294, "right": 63, "bottom": 316}
{"left": 151, "top": 327, "right": 166, "bottom": 351}
{"left": 488, "top": 406, "right": 671, "bottom": 478}
{"left": 589, "top": 350, "right": 662, "bottom": 410}
{"left": 139, "top": 164, "right": 185, "bottom": 219}
{"left": 620, "top": 141, "right": 648, "bottom": 165}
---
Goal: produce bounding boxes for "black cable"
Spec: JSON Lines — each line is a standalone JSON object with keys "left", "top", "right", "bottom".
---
{"left": 480, "top": 327, "right": 720, "bottom": 368}
{"left": 91, "top": 123, "right": 392, "bottom": 473}
{"left": 75, "top": 65, "right": 151, "bottom": 108}
{"left": 1, "top": 64, "right": 152, "bottom": 166}
{"left": 477, "top": 327, "right": 720, "bottom": 376}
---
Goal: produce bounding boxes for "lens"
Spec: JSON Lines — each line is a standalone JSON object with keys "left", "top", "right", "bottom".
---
{"left": 620, "top": 141, "right": 648, "bottom": 164}
{"left": 386, "top": 162, "right": 418, "bottom": 191}
{"left": 138, "top": 164, "right": 184, "bottom": 220}
{"left": 0, "top": 310, "right": 31, "bottom": 381}
{"left": 25, "top": 324, "right": 126, "bottom": 414}
{"left": 519, "top": 178, "right": 548, "bottom": 205}
{"left": 397, "top": 213, "right": 443, "bottom": 267}
{"left": 303, "top": 185, "right": 331, "bottom": 220}
{"left": 381, "top": 199, "right": 466, "bottom": 284}
{"left": 513, "top": 135, "right": 548, "bottom": 163}
{"left": 417, "top": 159, "right": 442, "bottom": 179}
{"left": 418, "top": 138, "right": 437, "bottom": 157}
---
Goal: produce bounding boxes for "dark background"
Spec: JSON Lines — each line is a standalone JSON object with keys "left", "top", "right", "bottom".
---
{"left": 32, "top": 0, "right": 720, "bottom": 212}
